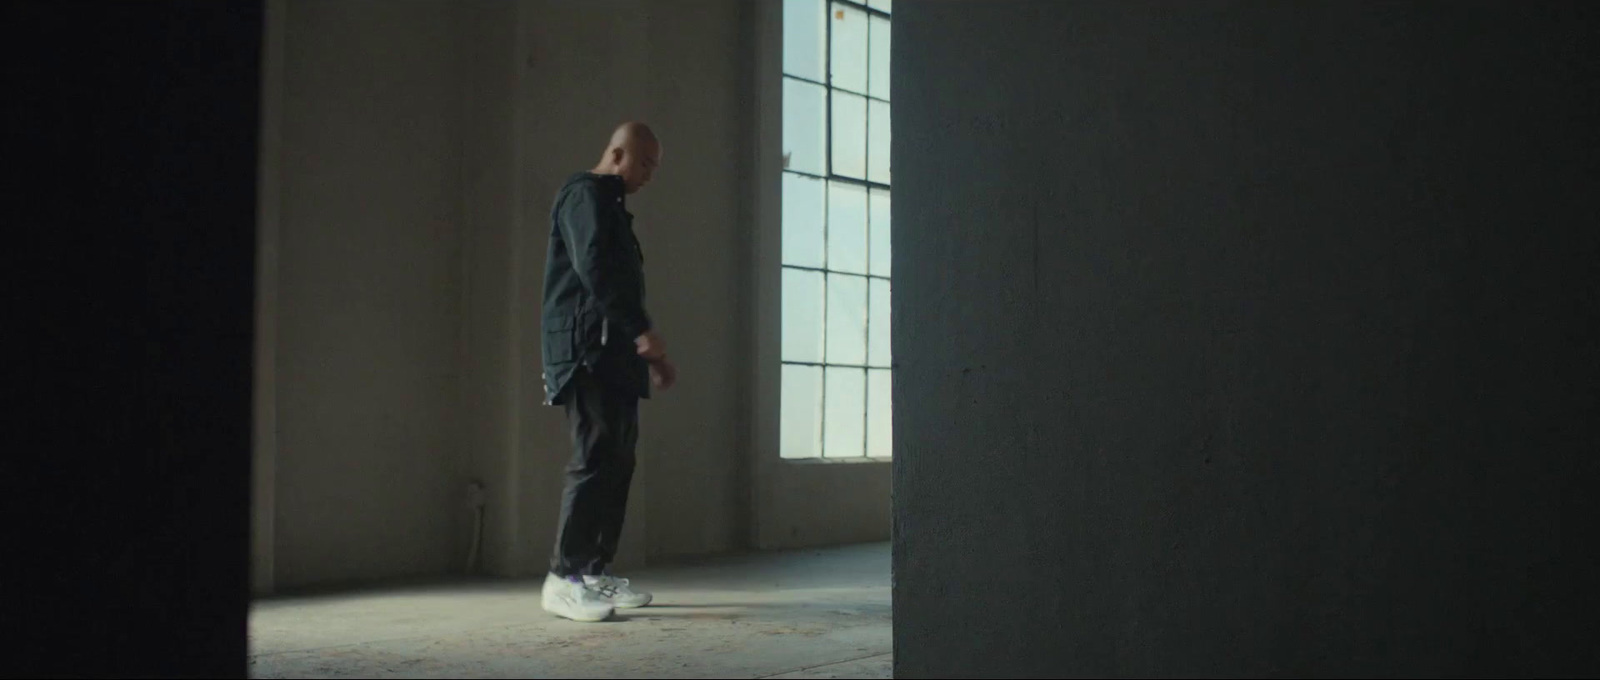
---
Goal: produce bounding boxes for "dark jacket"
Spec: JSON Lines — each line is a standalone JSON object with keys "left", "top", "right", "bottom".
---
{"left": 540, "top": 172, "right": 652, "bottom": 405}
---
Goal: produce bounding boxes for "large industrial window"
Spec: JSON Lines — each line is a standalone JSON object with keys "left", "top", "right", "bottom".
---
{"left": 780, "top": 0, "right": 891, "bottom": 459}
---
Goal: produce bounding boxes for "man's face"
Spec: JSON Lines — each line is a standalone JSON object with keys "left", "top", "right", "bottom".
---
{"left": 619, "top": 141, "right": 661, "bottom": 194}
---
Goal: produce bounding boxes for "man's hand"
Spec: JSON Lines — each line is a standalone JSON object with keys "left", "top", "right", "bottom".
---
{"left": 635, "top": 330, "right": 666, "bottom": 362}
{"left": 649, "top": 357, "right": 677, "bottom": 390}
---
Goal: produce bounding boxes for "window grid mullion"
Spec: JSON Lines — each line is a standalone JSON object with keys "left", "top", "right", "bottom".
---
{"left": 781, "top": 263, "right": 888, "bottom": 283}
{"left": 784, "top": 360, "right": 884, "bottom": 371}
{"left": 783, "top": 73, "right": 887, "bottom": 104}
{"left": 862, "top": 8, "right": 872, "bottom": 458}
{"left": 782, "top": 168, "right": 889, "bottom": 192}
{"left": 820, "top": 1, "right": 832, "bottom": 457}
{"left": 834, "top": 0, "right": 890, "bottom": 20}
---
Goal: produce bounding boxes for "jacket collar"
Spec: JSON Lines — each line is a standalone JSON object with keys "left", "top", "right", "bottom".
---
{"left": 583, "top": 172, "right": 627, "bottom": 205}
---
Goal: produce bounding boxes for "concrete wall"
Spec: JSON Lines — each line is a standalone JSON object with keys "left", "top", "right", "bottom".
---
{"left": 255, "top": 0, "right": 890, "bottom": 591}
{"left": 269, "top": 0, "right": 468, "bottom": 588}
{"left": 893, "top": 2, "right": 1600, "bottom": 677}
{"left": 457, "top": 0, "right": 522, "bottom": 581}
{"left": 11, "top": 2, "right": 260, "bottom": 674}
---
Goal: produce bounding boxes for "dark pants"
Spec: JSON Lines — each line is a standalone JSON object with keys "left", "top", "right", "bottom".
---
{"left": 549, "top": 369, "right": 639, "bottom": 577}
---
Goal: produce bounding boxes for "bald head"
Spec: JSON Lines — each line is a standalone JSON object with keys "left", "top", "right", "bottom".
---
{"left": 595, "top": 121, "right": 661, "bottom": 194}
{"left": 608, "top": 122, "right": 657, "bottom": 150}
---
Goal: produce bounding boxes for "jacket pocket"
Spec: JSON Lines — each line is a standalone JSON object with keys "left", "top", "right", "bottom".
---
{"left": 543, "top": 316, "right": 575, "bottom": 365}
{"left": 574, "top": 305, "right": 604, "bottom": 351}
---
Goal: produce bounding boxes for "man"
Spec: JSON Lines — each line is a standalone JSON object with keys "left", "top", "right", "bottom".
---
{"left": 539, "top": 122, "right": 677, "bottom": 623}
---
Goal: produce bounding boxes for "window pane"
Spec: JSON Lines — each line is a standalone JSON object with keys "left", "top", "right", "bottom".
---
{"left": 830, "top": 90, "right": 867, "bottom": 180}
{"left": 869, "top": 189, "right": 891, "bottom": 277}
{"left": 783, "top": 173, "right": 826, "bottom": 268}
{"left": 783, "top": 0, "right": 825, "bottom": 82}
{"left": 783, "top": 78, "right": 827, "bottom": 176}
{"left": 782, "top": 268, "right": 825, "bottom": 363}
{"left": 825, "top": 273, "right": 867, "bottom": 365}
{"left": 867, "top": 369, "right": 892, "bottom": 458}
{"left": 781, "top": 364, "right": 823, "bottom": 459}
{"left": 868, "top": 0, "right": 892, "bottom": 13}
{"left": 868, "top": 99, "right": 891, "bottom": 185}
{"left": 869, "top": 278, "right": 891, "bottom": 368}
{"left": 829, "top": 3, "right": 868, "bottom": 95}
{"left": 869, "top": 15, "right": 891, "bottom": 100}
{"left": 826, "top": 181, "right": 868, "bottom": 274}
{"left": 824, "top": 367, "right": 866, "bottom": 458}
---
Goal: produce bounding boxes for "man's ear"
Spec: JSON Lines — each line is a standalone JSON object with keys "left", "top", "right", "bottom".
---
{"left": 611, "top": 147, "right": 626, "bottom": 165}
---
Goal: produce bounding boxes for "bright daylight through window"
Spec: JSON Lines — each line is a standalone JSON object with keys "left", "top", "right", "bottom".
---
{"left": 780, "top": 0, "right": 892, "bottom": 459}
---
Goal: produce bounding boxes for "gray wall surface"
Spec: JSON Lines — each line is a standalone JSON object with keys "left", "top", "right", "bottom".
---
{"left": 271, "top": 0, "right": 467, "bottom": 586}
{"left": 893, "top": 2, "right": 1599, "bottom": 677}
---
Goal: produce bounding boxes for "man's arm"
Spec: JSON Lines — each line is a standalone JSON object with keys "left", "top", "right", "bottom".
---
{"left": 558, "top": 184, "right": 653, "bottom": 343}
{"left": 649, "top": 356, "right": 677, "bottom": 390}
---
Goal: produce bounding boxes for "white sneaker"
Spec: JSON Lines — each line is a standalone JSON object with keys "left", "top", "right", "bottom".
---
{"left": 542, "top": 573, "right": 614, "bottom": 622}
{"left": 584, "top": 574, "right": 653, "bottom": 609}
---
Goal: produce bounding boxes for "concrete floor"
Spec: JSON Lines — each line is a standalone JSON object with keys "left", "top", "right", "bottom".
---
{"left": 249, "top": 543, "right": 891, "bottom": 679}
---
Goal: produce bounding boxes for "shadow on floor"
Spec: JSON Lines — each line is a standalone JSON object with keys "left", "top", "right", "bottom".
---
{"left": 249, "top": 543, "right": 891, "bottom": 679}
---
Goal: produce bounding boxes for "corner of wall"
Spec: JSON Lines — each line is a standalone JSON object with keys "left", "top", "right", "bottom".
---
{"left": 250, "top": 0, "right": 288, "bottom": 598}
{"left": 749, "top": 0, "right": 784, "bottom": 551}
{"left": 456, "top": 0, "right": 523, "bottom": 580}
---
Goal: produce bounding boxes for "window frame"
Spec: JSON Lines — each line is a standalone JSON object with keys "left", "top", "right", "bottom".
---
{"left": 778, "top": 0, "right": 893, "bottom": 462}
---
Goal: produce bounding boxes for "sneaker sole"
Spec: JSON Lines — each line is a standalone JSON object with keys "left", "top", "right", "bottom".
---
{"left": 542, "top": 600, "right": 614, "bottom": 623}
{"left": 613, "top": 594, "right": 653, "bottom": 609}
